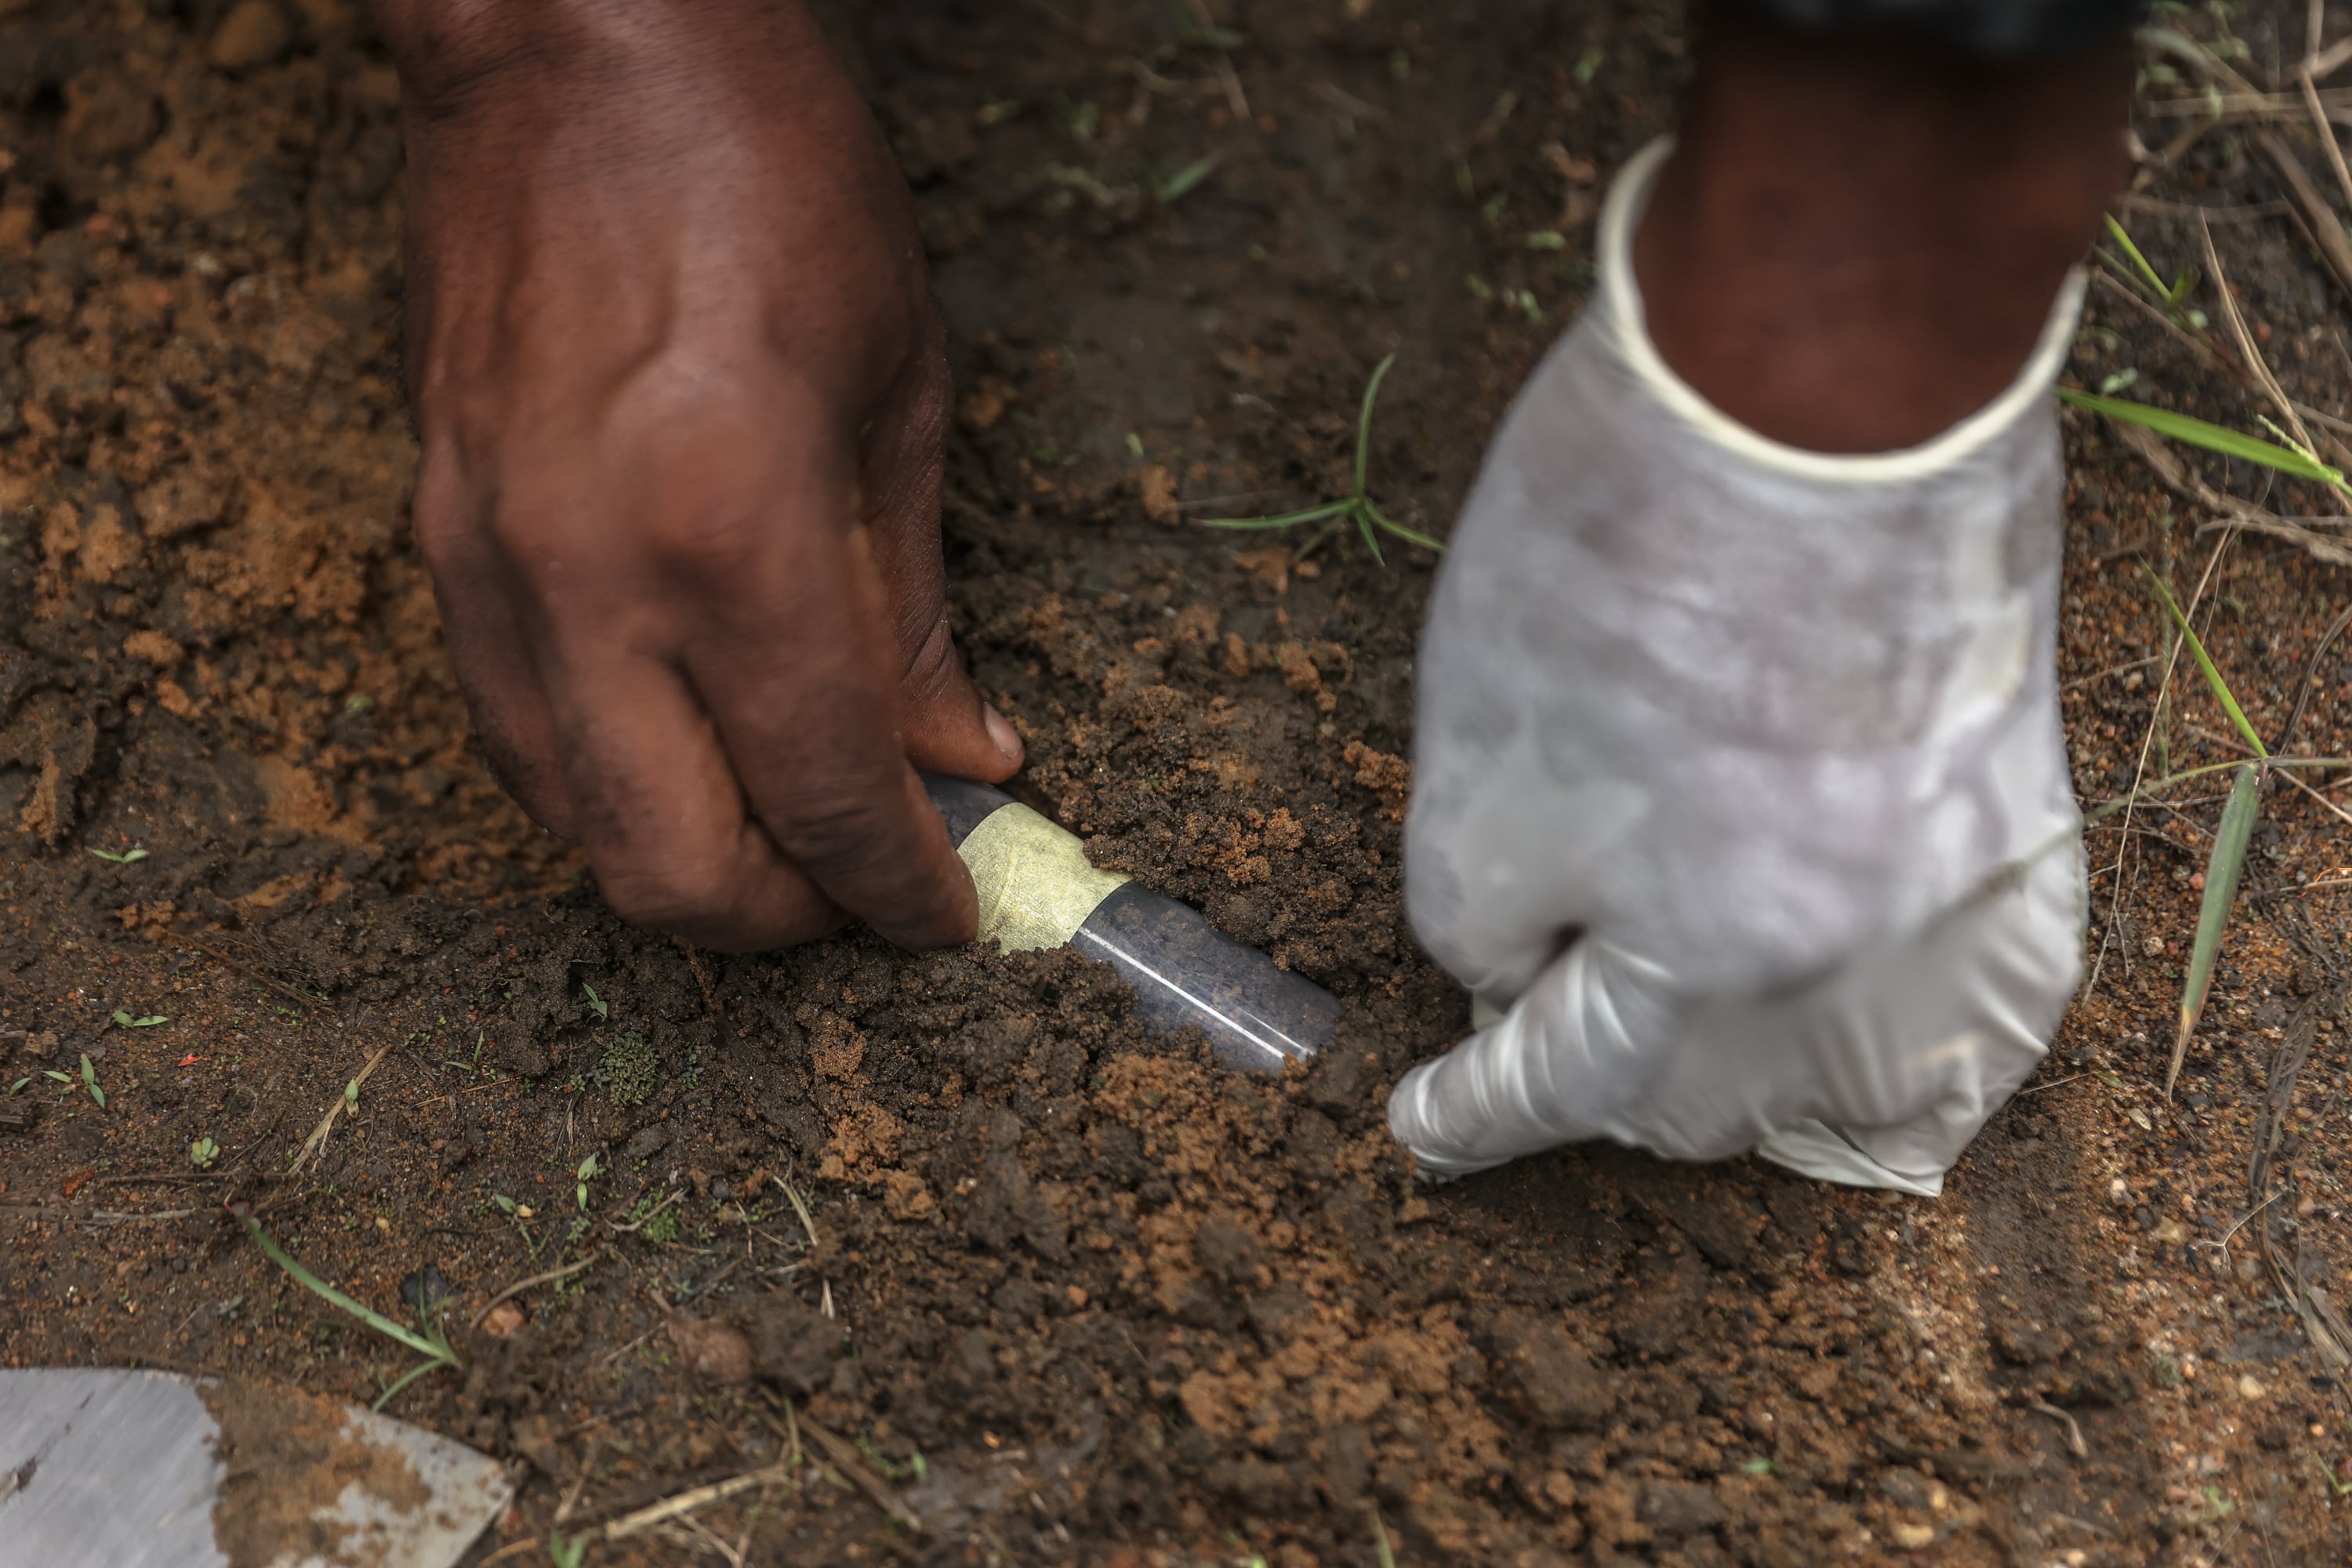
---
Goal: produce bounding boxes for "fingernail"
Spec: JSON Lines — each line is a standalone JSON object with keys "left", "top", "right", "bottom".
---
{"left": 984, "top": 703, "right": 1023, "bottom": 762}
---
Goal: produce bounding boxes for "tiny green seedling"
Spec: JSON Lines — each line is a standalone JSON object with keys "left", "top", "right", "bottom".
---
{"left": 1151, "top": 151, "right": 1222, "bottom": 206}
{"left": 343, "top": 1077, "right": 360, "bottom": 1110}
{"left": 80, "top": 1054, "right": 105, "bottom": 1110}
{"left": 547, "top": 1530, "right": 588, "bottom": 1568}
{"left": 235, "top": 1209, "right": 461, "bottom": 1410}
{"left": 576, "top": 1153, "right": 602, "bottom": 1211}
{"left": 2140, "top": 564, "right": 2267, "bottom": 1097}
{"left": 582, "top": 982, "right": 608, "bottom": 1021}
{"left": 5, "top": 1077, "right": 28, "bottom": 1096}
{"left": 87, "top": 847, "right": 148, "bottom": 865}
{"left": 2100, "top": 214, "right": 2208, "bottom": 329}
{"left": 111, "top": 1009, "right": 166, "bottom": 1029}
{"left": 1742, "top": 1457, "right": 1776, "bottom": 1475}
{"left": 1203, "top": 355, "right": 1443, "bottom": 564}
{"left": 189, "top": 1135, "right": 220, "bottom": 1170}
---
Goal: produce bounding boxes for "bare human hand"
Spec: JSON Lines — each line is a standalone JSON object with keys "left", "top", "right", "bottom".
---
{"left": 376, "top": 0, "right": 1020, "bottom": 951}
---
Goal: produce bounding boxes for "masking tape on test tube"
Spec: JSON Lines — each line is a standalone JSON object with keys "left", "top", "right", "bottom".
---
{"left": 955, "top": 803, "right": 1131, "bottom": 953}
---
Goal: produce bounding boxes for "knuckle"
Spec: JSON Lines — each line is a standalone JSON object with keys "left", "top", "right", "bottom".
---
{"left": 897, "top": 616, "right": 962, "bottom": 699}
{"left": 768, "top": 789, "right": 899, "bottom": 874}
{"left": 640, "top": 499, "right": 766, "bottom": 576}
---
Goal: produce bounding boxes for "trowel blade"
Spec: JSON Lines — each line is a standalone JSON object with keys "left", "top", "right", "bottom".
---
{"left": 0, "top": 1368, "right": 511, "bottom": 1568}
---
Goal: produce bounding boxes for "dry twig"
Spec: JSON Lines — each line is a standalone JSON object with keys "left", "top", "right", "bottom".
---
{"left": 471, "top": 1254, "right": 598, "bottom": 1331}
{"left": 2253, "top": 129, "right": 2352, "bottom": 307}
{"left": 795, "top": 1409, "right": 924, "bottom": 1534}
{"left": 2027, "top": 1399, "right": 2090, "bottom": 1459}
{"left": 601, "top": 1468, "right": 789, "bottom": 1541}
{"left": 288, "top": 1040, "right": 394, "bottom": 1177}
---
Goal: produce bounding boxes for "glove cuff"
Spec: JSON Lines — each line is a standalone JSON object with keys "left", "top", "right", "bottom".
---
{"left": 1596, "top": 138, "right": 2086, "bottom": 481}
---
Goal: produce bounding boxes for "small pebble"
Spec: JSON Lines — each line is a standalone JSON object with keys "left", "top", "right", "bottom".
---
{"left": 669, "top": 1315, "right": 753, "bottom": 1385}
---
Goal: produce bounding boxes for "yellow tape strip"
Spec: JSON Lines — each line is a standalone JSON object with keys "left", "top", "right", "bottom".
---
{"left": 956, "top": 803, "right": 1130, "bottom": 953}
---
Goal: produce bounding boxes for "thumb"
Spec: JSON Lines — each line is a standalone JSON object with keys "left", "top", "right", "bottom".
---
{"left": 1389, "top": 938, "right": 1678, "bottom": 1178}
{"left": 899, "top": 612, "right": 1025, "bottom": 782}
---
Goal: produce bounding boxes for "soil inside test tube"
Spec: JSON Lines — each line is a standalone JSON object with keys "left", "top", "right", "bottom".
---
{"left": 924, "top": 773, "right": 1340, "bottom": 1068}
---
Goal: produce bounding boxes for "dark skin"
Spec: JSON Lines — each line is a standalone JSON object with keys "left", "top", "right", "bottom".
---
{"left": 376, "top": 0, "right": 2127, "bottom": 953}
{"left": 1638, "top": 12, "right": 2132, "bottom": 452}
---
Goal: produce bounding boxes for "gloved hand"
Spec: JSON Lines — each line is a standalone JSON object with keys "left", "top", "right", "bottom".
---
{"left": 1388, "top": 142, "right": 2088, "bottom": 1196}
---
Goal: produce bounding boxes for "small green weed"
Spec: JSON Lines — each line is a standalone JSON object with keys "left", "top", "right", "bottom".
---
{"left": 79, "top": 1054, "right": 105, "bottom": 1110}
{"left": 87, "top": 846, "right": 148, "bottom": 865}
{"left": 1203, "top": 355, "right": 1441, "bottom": 564}
{"left": 234, "top": 1208, "right": 461, "bottom": 1410}
{"left": 2100, "top": 214, "right": 2208, "bottom": 329}
{"left": 2140, "top": 564, "right": 2265, "bottom": 1094}
{"left": 547, "top": 1529, "right": 589, "bottom": 1568}
{"left": 582, "top": 982, "right": 608, "bottom": 1021}
{"left": 111, "top": 1009, "right": 166, "bottom": 1029}
{"left": 189, "top": 1135, "right": 220, "bottom": 1170}
{"left": 1151, "top": 150, "right": 1222, "bottom": 206}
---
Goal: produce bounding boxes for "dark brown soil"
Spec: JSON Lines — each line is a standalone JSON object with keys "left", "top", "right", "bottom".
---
{"left": 8, "top": 2, "right": 2352, "bottom": 1563}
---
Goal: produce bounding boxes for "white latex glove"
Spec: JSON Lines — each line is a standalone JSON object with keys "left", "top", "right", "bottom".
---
{"left": 1390, "top": 141, "right": 2088, "bottom": 1196}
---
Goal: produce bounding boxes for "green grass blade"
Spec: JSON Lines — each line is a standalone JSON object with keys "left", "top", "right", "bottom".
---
{"left": 1202, "top": 501, "right": 1352, "bottom": 531}
{"left": 2060, "top": 388, "right": 2347, "bottom": 485}
{"left": 1154, "top": 151, "right": 1223, "bottom": 205}
{"left": 1353, "top": 354, "right": 1396, "bottom": 498}
{"left": 2083, "top": 754, "right": 2352, "bottom": 820}
{"left": 1292, "top": 520, "right": 1343, "bottom": 562}
{"left": 2103, "top": 215, "right": 2172, "bottom": 301}
{"left": 2140, "top": 563, "right": 2267, "bottom": 757}
{"left": 1355, "top": 505, "right": 1387, "bottom": 566}
{"left": 371, "top": 1356, "right": 448, "bottom": 1412}
{"left": 1363, "top": 502, "right": 1445, "bottom": 551}
{"left": 2167, "top": 761, "right": 2260, "bottom": 1094}
{"left": 238, "top": 1213, "right": 450, "bottom": 1362}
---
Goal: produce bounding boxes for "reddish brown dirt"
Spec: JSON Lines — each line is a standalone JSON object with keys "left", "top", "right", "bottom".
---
{"left": 8, "top": 2, "right": 2352, "bottom": 1564}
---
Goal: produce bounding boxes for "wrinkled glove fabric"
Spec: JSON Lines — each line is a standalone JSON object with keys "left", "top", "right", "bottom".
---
{"left": 1390, "top": 140, "right": 2089, "bottom": 1196}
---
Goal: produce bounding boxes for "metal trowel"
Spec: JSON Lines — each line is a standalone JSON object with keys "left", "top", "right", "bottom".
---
{"left": 0, "top": 1368, "right": 510, "bottom": 1568}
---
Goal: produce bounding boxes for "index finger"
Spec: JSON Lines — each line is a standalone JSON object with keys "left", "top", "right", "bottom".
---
{"left": 664, "top": 423, "right": 978, "bottom": 949}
